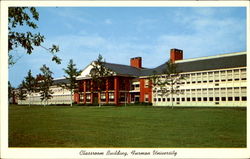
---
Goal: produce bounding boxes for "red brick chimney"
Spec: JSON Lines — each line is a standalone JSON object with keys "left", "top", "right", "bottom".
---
{"left": 130, "top": 57, "right": 142, "bottom": 68}
{"left": 170, "top": 48, "right": 183, "bottom": 62}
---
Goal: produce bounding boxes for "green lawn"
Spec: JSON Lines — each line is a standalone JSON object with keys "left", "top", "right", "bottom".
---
{"left": 9, "top": 105, "right": 246, "bottom": 148}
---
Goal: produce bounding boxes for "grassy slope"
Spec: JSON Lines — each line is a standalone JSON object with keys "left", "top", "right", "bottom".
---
{"left": 9, "top": 105, "right": 246, "bottom": 148}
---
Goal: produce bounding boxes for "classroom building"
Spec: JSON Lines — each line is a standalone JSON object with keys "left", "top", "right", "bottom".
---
{"left": 17, "top": 49, "right": 247, "bottom": 107}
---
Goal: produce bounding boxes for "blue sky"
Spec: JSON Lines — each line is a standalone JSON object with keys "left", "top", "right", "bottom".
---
{"left": 9, "top": 7, "right": 246, "bottom": 87}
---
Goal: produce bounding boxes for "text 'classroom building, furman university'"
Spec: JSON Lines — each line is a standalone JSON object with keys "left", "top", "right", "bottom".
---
{"left": 17, "top": 49, "right": 247, "bottom": 107}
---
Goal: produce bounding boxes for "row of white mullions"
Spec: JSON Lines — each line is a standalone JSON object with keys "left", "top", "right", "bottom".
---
{"left": 19, "top": 94, "right": 72, "bottom": 104}
{"left": 180, "top": 67, "right": 246, "bottom": 83}
{"left": 153, "top": 86, "right": 247, "bottom": 102}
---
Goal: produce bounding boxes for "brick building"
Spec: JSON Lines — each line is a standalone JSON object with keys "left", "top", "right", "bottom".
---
{"left": 17, "top": 48, "right": 247, "bottom": 107}
{"left": 74, "top": 48, "right": 247, "bottom": 107}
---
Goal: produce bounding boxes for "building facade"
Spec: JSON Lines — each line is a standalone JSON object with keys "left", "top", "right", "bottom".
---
{"left": 16, "top": 49, "right": 247, "bottom": 107}
{"left": 152, "top": 52, "right": 247, "bottom": 107}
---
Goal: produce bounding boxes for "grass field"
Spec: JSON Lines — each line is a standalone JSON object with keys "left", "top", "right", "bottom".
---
{"left": 9, "top": 105, "right": 246, "bottom": 148}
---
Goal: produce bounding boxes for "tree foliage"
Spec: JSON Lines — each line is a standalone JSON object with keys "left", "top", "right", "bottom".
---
{"left": 8, "top": 7, "right": 61, "bottom": 66}
{"left": 23, "top": 70, "right": 37, "bottom": 106}
{"left": 62, "top": 59, "right": 81, "bottom": 106}
{"left": 17, "top": 80, "right": 27, "bottom": 101}
{"left": 38, "top": 65, "right": 54, "bottom": 106}
{"left": 90, "top": 54, "right": 113, "bottom": 107}
{"left": 8, "top": 81, "right": 15, "bottom": 103}
{"left": 150, "top": 60, "right": 185, "bottom": 108}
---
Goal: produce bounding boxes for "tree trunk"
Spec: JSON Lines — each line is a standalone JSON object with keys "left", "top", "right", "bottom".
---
{"left": 98, "top": 91, "right": 101, "bottom": 107}
{"left": 29, "top": 92, "right": 31, "bottom": 107}
{"left": 70, "top": 90, "right": 73, "bottom": 107}
{"left": 44, "top": 94, "right": 46, "bottom": 107}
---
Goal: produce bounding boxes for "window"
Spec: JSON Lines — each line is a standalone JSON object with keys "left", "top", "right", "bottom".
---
{"left": 214, "top": 71, "right": 219, "bottom": 82}
{"left": 197, "top": 73, "right": 202, "bottom": 83}
{"left": 241, "top": 69, "right": 246, "bottom": 80}
{"left": 202, "top": 72, "right": 208, "bottom": 82}
{"left": 209, "top": 97, "right": 213, "bottom": 101}
{"left": 242, "top": 97, "right": 247, "bottom": 101}
{"left": 182, "top": 98, "right": 185, "bottom": 101}
{"left": 191, "top": 89, "right": 196, "bottom": 96}
{"left": 241, "top": 87, "right": 247, "bottom": 96}
{"left": 191, "top": 73, "right": 196, "bottom": 83}
{"left": 177, "top": 98, "right": 180, "bottom": 102}
{"left": 197, "top": 89, "right": 202, "bottom": 97}
{"left": 167, "top": 98, "right": 170, "bottom": 102}
{"left": 234, "top": 69, "right": 240, "bottom": 80}
{"left": 101, "top": 93, "right": 106, "bottom": 101}
{"left": 227, "top": 70, "right": 233, "bottom": 81}
{"left": 87, "top": 94, "right": 91, "bottom": 99}
{"left": 221, "top": 88, "right": 226, "bottom": 95}
{"left": 192, "top": 97, "right": 196, "bottom": 101}
{"left": 221, "top": 97, "right": 226, "bottom": 101}
{"left": 221, "top": 71, "right": 226, "bottom": 81}
{"left": 228, "top": 97, "right": 233, "bottom": 101}
{"left": 215, "top": 97, "right": 220, "bottom": 101}
{"left": 235, "top": 97, "right": 240, "bottom": 101}
{"left": 203, "top": 97, "right": 207, "bottom": 101}
{"left": 158, "top": 98, "right": 161, "bottom": 102}
{"left": 109, "top": 93, "right": 114, "bottom": 99}
{"left": 227, "top": 88, "right": 233, "bottom": 96}
{"left": 234, "top": 87, "right": 240, "bottom": 97}
{"left": 144, "top": 79, "right": 149, "bottom": 88}
{"left": 145, "top": 94, "right": 149, "bottom": 102}
{"left": 172, "top": 98, "right": 175, "bottom": 102}
{"left": 187, "top": 98, "right": 190, "bottom": 101}
{"left": 86, "top": 94, "right": 91, "bottom": 102}
{"left": 214, "top": 88, "right": 219, "bottom": 96}
{"left": 101, "top": 93, "right": 106, "bottom": 99}
{"left": 208, "top": 72, "right": 213, "bottom": 82}
{"left": 154, "top": 98, "right": 157, "bottom": 102}
{"left": 198, "top": 97, "right": 201, "bottom": 101}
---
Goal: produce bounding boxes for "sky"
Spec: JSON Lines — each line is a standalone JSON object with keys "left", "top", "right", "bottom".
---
{"left": 9, "top": 7, "right": 246, "bottom": 87}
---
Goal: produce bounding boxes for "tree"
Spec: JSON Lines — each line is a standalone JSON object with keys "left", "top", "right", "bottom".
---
{"left": 150, "top": 60, "right": 185, "bottom": 108}
{"left": 90, "top": 54, "right": 113, "bottom": 107}
{"left": 38, "top": 65, "right": 54, "bottom": 106}
{"left": 17, "top": 80, "right": 27, "bottom": 103}
{"left": 8, "top": 81, "right": 15, "bottom": 104}
{"left": 23, "top": 70, "right": 36, "bottom": 106}
{"left": 62, "top": 59, "right": 81, "bottom": 107}
{"left": 8, "top": 7, "right": 61, "bottom": 66}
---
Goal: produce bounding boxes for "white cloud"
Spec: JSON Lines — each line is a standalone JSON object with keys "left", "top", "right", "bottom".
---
{"left": 104, "top": 19, "right": 112, "bottom": 25}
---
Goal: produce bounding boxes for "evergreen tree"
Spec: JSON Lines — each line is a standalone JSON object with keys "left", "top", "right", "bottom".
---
{"left": 90, "top": 54, "right": 113, "bottom": 107}
{"left": 39, "top": 65, "right": 54, "bottom": 106}
{"left": 17, "top": 80, "right": 27, "bottom": 103}
{"left": 23, "top": 70, "right": 36, "bottom": 106}
{"left": 8, "top": 81, "right": 14, "bottom": 104}
{"left": 62, "top": 59, "right": 81, "bottom": 107}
